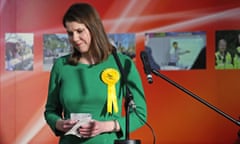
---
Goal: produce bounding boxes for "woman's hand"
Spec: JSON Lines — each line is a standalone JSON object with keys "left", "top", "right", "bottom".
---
{"left": 55, "top": 119, "right": 78, "bottom": 132}
{"left": 78, "top": 120, "right": 119, "bottom": 138}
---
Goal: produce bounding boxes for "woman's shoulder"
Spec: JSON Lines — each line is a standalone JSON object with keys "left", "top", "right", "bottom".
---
{"left": 52, "top": 54, "right": 70, "bottom": 68}
{"left": 116, "top": 52, "right": 132, "bottom": 61}
{"left": 114, "top": 52, "right": 136, "bottom": 68}
{"left": 55, "top": 55, "right": 70, "bottom": 63}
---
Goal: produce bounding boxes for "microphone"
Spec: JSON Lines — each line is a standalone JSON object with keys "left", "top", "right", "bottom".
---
{"left": 140, "top": 51, "right": 153, "bottom": 84}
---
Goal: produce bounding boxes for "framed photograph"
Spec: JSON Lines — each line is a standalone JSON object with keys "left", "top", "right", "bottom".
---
{"left": 145, "top": 31, "right": 206, "bottom": 71}
{"left": 5, "top": 33, "right": 34, "bottom": 71}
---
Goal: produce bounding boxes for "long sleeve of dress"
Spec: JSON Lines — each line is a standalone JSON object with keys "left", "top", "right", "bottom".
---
{"left": 44, "top": 60, "right": 64, "bottom": 136}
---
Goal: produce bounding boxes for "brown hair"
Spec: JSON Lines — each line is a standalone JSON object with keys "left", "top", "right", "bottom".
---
{"left": 63, "top": 3, "right": 113, "bottom": 65}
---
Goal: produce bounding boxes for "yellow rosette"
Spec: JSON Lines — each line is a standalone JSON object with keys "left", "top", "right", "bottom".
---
{"left": 101, "top": 68, "right": 120, "bottom": 114}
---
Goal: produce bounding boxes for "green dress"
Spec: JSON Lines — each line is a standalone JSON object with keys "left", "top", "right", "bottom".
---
{"left": 44, "top": 53, "right": 147, "bottom": 144}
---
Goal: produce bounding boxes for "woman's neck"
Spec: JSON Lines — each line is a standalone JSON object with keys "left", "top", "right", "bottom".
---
{"left": 79, "top": 54, "right": 96, "bottom": 65}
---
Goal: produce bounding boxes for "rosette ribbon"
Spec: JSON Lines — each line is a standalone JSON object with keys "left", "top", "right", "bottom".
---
{"left": 101, "top": 68, "right": 120, "bottom": 114}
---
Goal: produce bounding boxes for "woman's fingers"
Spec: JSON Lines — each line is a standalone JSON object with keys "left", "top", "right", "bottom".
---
{"left": 56, "top": 119, "right": 78, "bottom": 132}
{"left": 63, "top": 119, "right": 77, "bottom": 128}
{"left": 78, "top": 120, "right": 99, "bottom": 137}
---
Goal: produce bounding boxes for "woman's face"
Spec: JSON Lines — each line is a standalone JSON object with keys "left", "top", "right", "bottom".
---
{"left": 65, "top": 21, "right": 91, "bottom": 54}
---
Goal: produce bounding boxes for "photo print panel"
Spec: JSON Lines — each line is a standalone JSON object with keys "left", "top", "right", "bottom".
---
{"left": 108, "top": 33, "right": 136, "bottom": 60}
{"left": 215, "top": 30, "right": 240, "bottom": 70}
{"left": 5, "top": 33, "right": 34, "bottom": 71}
{"left": 43, "top": 34, "right": 71, "bottom": 71}
{"left": 145, "top": 31, "right": 206, "bottom": 71}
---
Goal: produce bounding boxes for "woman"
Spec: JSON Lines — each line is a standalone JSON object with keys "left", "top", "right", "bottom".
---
{"left": 44, "top": 3, "right": 147, "bottom": 144}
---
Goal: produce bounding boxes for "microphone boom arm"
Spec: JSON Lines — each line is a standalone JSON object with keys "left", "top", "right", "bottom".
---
{"left": 151, "top": 69, "right": 240, "bottom": 127}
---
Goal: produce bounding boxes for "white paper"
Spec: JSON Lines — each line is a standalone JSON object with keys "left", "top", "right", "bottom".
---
{"left": 65, "top": 113, "right": 92, "bottom": 137}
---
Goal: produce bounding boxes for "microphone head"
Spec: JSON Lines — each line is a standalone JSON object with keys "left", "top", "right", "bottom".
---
{"left": 140, "top": 50, "right": 153, "bottom": 84}
{"left": 140, "top": 51, "right": 151, "bottom": 73}
{"left": 140, "top": 50, "right": 147, "bottom": 59}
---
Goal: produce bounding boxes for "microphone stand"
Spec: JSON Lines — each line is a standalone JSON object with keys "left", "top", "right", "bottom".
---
{"left": 151, "top": 69, "right": 240, "bottom": 137}
{"left": 112, "top": 48, "right": 141, "bottom": 144}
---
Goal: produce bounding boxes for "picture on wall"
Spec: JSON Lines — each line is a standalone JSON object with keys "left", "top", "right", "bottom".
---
{"left": 215, "top": 30, "right": 240, "bottom": 70}
{"left": 108, "top": 33, "right": 136, "bottom": 60}
{"left": 5, "top": 33, "right": 34, "bottom": 71}
{"left": 43, "top": 34, "right": 71, "bottom": 71}
{"left": 145, "top": 31, "right": 206, "bottom": 71}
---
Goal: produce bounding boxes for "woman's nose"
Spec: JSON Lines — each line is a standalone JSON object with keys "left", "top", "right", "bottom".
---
{"left": 72, "top": 32, "right": 79, "bottom": 42}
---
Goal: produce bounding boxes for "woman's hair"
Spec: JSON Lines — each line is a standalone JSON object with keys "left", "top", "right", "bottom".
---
{"left": 63, "top": 3, "right": 113, "bottom": 65}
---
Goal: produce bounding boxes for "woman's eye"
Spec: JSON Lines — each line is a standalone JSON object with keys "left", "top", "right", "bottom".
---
{"left": 77, "top": 29, "right": 84, "bottom": 34}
